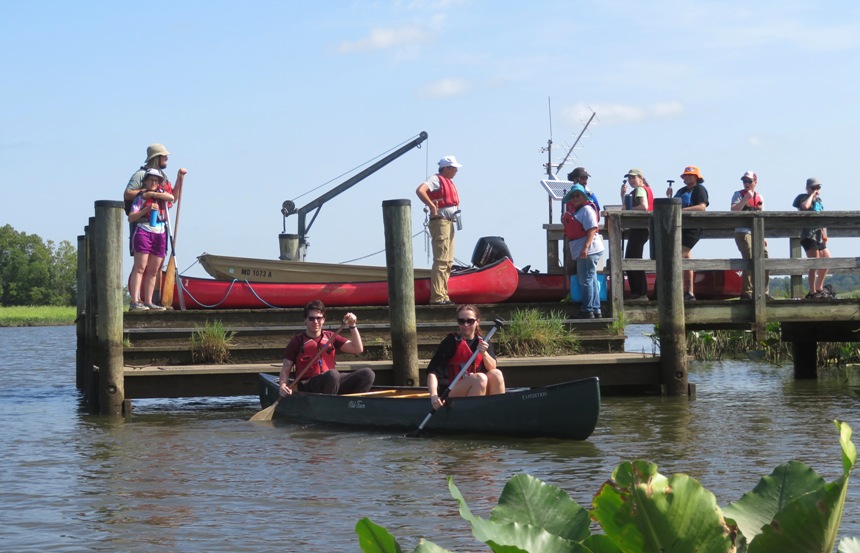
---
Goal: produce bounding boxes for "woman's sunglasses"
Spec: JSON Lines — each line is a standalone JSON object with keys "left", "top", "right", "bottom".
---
{"left": 457, "top": 318, "right": 477, "bottom": 326}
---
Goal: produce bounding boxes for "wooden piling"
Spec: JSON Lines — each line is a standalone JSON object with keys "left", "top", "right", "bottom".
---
{"left": 792, "top": 341, "right": 818, "bottom": 379}
{"left": 751, "top": 216, "right": 767, "bottom": 338}
{"left": 84, "top": 218, "right": 98, "bottom": 411}
{"left": 75, "top": 234, "right": 87, "bottom": 390}
{"left": 653, "top": 198, "right": 688, "bottom": 395}
{"left": 382, "top": 199, "right": 419, "bottom": 386}
{"left": 93, "top": 200, "right": 126, "bottom": 415}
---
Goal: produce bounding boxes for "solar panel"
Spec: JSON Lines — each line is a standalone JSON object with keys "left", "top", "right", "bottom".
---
{"left": 540, "top": 178, "right": 574, "bottom": 201}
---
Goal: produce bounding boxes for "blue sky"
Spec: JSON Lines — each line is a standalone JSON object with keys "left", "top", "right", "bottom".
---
{"left": 3, "top": 1, "right": 858, "bottom": 277}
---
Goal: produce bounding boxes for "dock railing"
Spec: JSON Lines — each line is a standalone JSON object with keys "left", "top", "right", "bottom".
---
{"left": 603, "top": 209, "right": 860, "bottom": 337}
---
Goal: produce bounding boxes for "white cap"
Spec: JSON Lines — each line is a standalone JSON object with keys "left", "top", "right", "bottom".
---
{"left": 741, "top": 171, "right": 757, "bottom": 181}
{"left": 438, "top": 155, "right": 462, "bottom": 168}
{"left": 144, "top": 168, "right": 164, "bottom": 180}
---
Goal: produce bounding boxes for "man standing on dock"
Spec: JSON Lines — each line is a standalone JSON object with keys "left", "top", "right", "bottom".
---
{"left": 416, "top": 156, "right": 462, "bottom": 305}
{"left": 669, "top": 166, "right": 709, "bottom": 301}
{"left": 279, "top": 300, "right": 374, "bottom": 396}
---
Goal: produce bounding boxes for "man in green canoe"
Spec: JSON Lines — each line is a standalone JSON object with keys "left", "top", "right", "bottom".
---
{"left": 278, "top": 300, "right": 374, "bottom": 396}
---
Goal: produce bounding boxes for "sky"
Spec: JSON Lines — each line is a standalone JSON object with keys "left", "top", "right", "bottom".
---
{"left": 3, "top": 0, "right": 859, "bottom": 279}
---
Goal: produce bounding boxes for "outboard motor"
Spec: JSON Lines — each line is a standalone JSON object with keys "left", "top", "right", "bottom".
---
{"left": 471, "top": 236, "right": 513, "bottom": 267}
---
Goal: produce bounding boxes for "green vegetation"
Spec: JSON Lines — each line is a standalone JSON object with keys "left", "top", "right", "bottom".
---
{"left": 190, "top": 320, "right": 236, "bottom": 364}
{"left": 0, "top": 305, "right": 76, "bottom": 327}
{"left": 682, "top": 323, "right": 860, "bottom": 366}
{"left": 496, "top": 308, "right": 579, "bottom": 357}
{"left": 356, "top": 420, "right": 860, "bottom": 553}
{"left": 0, "top": 225, "right": 77, "bottom": 307}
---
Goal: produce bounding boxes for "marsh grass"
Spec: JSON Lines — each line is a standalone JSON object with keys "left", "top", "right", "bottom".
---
{"left": 0, "top": 306, "right": 76, "bottom": 327}
{"left": 496, "top": 308, "right": 580, "bottom": 357}
{"left": 190, "top": 320, "right": 236, "bottom": 364}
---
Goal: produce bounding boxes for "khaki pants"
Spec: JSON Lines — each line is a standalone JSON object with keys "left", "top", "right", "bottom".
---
{"left": 429, "top": 218, "right": 455, "bottom": 303}
{"left": 734, "top": 232, "right": 769, "bottom": 295}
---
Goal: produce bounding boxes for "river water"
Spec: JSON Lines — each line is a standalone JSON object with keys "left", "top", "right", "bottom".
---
{"left": 2, "top": 324, "right": 860, "bottom": 552}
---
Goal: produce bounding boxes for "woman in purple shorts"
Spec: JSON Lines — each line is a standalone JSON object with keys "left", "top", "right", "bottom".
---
{"left": 127, "top": 168, "right": 175, "bottom": 310}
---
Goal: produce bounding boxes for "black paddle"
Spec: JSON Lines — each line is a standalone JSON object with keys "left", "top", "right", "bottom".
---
{"left": 407, "top": 318, "right": 504, "bottom": 437}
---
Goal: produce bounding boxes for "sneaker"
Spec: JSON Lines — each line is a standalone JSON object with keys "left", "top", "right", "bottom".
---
{"left": 594, "top": 310, "right": 603, "bottom": 319}
{"left": 575, "top": 310, "right": 595, "bottom": 319}
{"left": 129, "top": 302, "right": 149, "bottom": 311}
{"left": 813, "top": 290, "right": 833, "bottom": 300}
{"left": 145, "top": 303, "right": 167, "bottom": 311}
{"left": 804, "top": 292, "right": 817, "bottom": 300}
{"left": 684, "top": 292, "right": 696, "bottom": 301}
{"left": 628, "top": 295, "right": 649, "bottom": 303}
{"left": 431, "top": 299, "right": 455, "bottom": 305}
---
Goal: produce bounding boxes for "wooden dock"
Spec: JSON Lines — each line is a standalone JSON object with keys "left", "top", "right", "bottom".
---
{"left": 77, "top": 200, "right": 860, "bottom": 415}
{"left": 123, "top": 352, "right": 664, "bottom": 399}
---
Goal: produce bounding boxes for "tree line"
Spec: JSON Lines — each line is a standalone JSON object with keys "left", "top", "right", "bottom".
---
{"left": 0, "top": 225, "right": 77, "bottom": 307}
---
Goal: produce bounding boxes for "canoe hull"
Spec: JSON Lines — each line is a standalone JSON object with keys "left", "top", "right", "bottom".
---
{"left": 258, "top": 373, "right": 600, "bottom": 440}
{"left": 173, "top": 257, "right": 518, "bottom": 309}
{"left": 199, "top": 253, "right": 432, "bottom": 284}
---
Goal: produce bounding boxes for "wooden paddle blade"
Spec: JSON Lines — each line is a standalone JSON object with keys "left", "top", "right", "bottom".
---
{"left": 161, "top": 256, "right": 177, "bottom": 307}
{"left": 249, "top": 399, "right": 280, "bottom": 422}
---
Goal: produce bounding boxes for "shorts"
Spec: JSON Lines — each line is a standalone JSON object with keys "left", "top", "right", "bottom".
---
{"left": 800, "top": 238, "right": 827, "bottom": 252}
{"left": 132, "top": 229, "right": 167, "bottom": 258}
{"left": 681, "top": 228, "right": 702, "bottom": 250}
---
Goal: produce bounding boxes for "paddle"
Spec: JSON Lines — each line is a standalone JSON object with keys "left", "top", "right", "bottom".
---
{"left": 161, "top": 169, "right": 186, "bottom": 308}
{"left": 407, "top": 318, "right": 504, "bottom": 438}
{"left": 249, "top": 321, "right": 348, "bottom": 422}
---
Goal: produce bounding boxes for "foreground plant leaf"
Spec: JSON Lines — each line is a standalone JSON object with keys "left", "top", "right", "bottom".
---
{"left": 490, "top": 474, "right": 591, "bottom": 542}
{"left": 591, "top": 460, "right": 735, "bottom": 553}
{"left": 722, "top": 460, "right": 826, "bottom": 542}
{"left": 356, "top": 518, "right": 406, "bottom": 553}
{"left": 449, "top": 476, "right": 589, "bottom": 553}
{"left": 839, "top": 537, "right": 860, "bottom": 553}
{"left": 742, "top": 421, "right": 856, "bottom": 553}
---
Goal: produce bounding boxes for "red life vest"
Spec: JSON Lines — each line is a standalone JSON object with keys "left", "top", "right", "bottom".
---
{"left": 427, "top": 175, "right": 460, "bottom": 208}
{"left": 643, "top": 185, "right": 654, "bottom": 211}
{"left": 562, "top": 201, "right": 599, "bottom": 240}
{"left": 445, "top": 335, "right": 483, "bottom": 383}
{"left": 295, "top": 331, "right": 335, "bottom": 379}
{"left": 736, "top": 190, "right": 762, "bottom": 211}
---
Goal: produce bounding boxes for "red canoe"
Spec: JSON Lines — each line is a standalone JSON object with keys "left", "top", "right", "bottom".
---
{"left": 172, "top": 257, "right": 519, "bottom": 309}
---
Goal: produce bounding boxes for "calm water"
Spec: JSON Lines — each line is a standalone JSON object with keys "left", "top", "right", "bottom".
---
{"left": 2, "top": 324, "right": 860, "bottom": 552}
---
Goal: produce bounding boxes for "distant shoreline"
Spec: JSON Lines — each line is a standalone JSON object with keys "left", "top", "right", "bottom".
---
{"left": 0, "top": 306, "right": 76, "bottom": 327}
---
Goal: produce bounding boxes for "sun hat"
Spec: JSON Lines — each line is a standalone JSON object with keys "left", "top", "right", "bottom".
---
{"left": 144, "top": 168, "right": 165, "bottom": 180}
{"left": 568, "top": 167, "right": 590, "bottom": 180}
{"left": 806, "top": 177, "right": 822, "bottom": 188}
{"left": 680, "top": 165, "right": 702, "bottom": 179}
{"left": 146, "top": 143, "right": 171, "bottom": 162}
{"left": 625, "top": 168, "right": 644, "bottom": 178}
{"left": 438, "top": 155, "right": 462, "bottom": 168}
